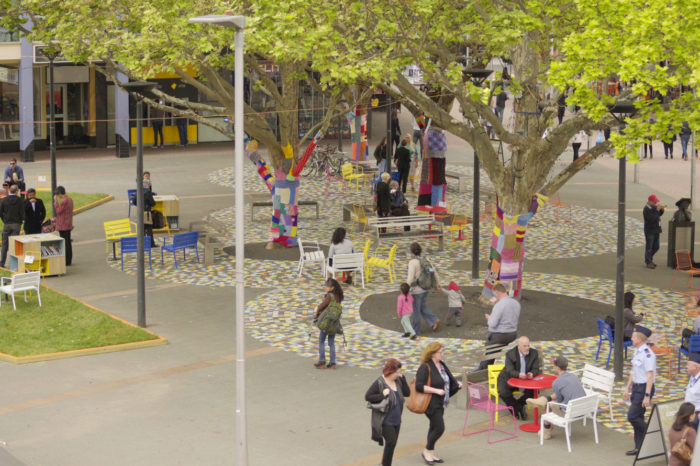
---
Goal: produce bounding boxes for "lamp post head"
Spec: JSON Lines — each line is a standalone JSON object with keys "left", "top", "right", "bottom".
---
{"left": 463, "top": 68, "right": 493, "bottom": 85}
{"left": 188, "top": 14, "right": 245, "bottom": 30}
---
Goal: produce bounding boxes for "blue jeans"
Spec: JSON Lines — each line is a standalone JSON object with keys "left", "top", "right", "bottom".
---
{"left": 377, "top": 159, "right": 386, "bottom": 175}
{"left": 411, "top": 291, "right": 438, "bottom": 334}
{"left": 681, "top": 135, "right": 690, "bottom": 158}
{"left": 318, "top": 330, "right": 335, "bottom": 364}
{"left": 645, "top": 231, "right": 660, "bottom": 265}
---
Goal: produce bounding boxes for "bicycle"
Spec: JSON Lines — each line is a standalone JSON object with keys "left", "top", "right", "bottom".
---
{"left": 301, "top": 145, "right": 345, "bottom": 178}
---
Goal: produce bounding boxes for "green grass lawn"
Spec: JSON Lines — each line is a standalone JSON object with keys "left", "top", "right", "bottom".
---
{"left": 0, "top": 272, "right": 159, "bottom": 357}
{"left": 35, "top": 191, "right": 109, "bottom": 212}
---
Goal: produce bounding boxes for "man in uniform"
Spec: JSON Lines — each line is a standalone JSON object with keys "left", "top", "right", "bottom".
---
{"left": 623, "top": 325, "right": 656, "bottom": 456}
{"left": 684, "top": 352, "right": 700, "bottom": 430}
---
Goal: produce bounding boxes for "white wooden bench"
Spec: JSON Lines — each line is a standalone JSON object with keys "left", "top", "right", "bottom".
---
{"left": 445, "top": 170, "right": 468, "bottom": 193}
{"left": 189, "top": 216, "right": 227, "bottom": 266}
{"left": 325, "top": 252, "right": 365, "bottom": 288}
{"left": 574, "top": 363, "right": 616, "bottom": 421}
{"left": 0, "top": 271, "right": 41, "bottom": 310}
{"left": 540, "top": 393, "right": 600, "bottom": 453}
{"left": 367, "top": 215, "right": 444, "bottom": 251}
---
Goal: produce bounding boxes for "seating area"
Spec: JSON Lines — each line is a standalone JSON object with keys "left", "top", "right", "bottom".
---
{"left": 161, "top": 231, "right": 200, "bottom": 269}
{"left": 188, "top": 217, "right": 226, "bottom": 266}
{"left": 672, "top": 249, "right": 700, "bottom": 291}
{"left": 595, "top": 317, "right": 632, "bottom": 369}
{"left": 539, "top": 394, "right": 600, "bottom": 452}
{"left": 104, "top": 218, "right": 137, "bottom": 259}
{"left": 462, "top": 381, "right": 518, "bottom": 444}
{"left": 367, "top": 214, "right": 444, "bottom": 251}
{"left": 0, "top": 271, "right": 42, "bottom": 310}
{"left": 120, "top": 236, "right": 153, "bottom": 271}
{"left": 325, "top": 252, "right": 365, "bottom": 288}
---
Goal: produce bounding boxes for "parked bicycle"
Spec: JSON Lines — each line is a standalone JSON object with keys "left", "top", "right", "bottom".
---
{"left": 301, "top": 144, "right": 346, "bottom": 178}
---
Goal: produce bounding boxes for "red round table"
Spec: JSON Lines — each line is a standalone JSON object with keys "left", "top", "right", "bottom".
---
{"left": 414, "top": 205, "right": 447, "bottom": 214}
{"left": 507, "top": 374, "right": 556, "bottom": 433}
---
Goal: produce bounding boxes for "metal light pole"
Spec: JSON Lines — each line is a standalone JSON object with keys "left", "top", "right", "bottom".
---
{"left": 189, "top": 14, "right": 247, "bottom": 464}
{"left": 44, "top": 48, "right": 60, "bottom": 216}
{"left": 386, "top": 94, "right": 392, "bottom": 174}
{"left": 463, "top": 69, "right": 493, "bottom": 279}
{"left": 121, "top": 81, "right": 158, "bottom": 328}
{"left": 608, "top": 101, "right": 636, "bottom": 381}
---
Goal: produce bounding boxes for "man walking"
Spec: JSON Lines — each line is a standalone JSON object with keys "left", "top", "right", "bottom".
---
{"left": 527, "top": 355, "right": 586, "bottom": 439}
{"left": 497, "top": 336, "right": 540, "bottom": 420}
{"left": 643, "top": 194, "right": 664, "bottom": 269}
{"left": 623, "top": 326, "right": 656, "bottom": 456}
{"left": 478, "top": 283, "right": 520, "bottom": 368}
{"left": 53, "top": 186, "right": 74, "bottom": 266}
{"left": 0, "top": 185, "right": 24, "bottom": 267}
{"left": 406, "top": 242, "right": 441, "bottom": 334}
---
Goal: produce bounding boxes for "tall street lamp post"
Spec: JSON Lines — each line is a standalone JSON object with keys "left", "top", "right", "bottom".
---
{"left": 188, "top": 13, "right": 247, "bottom": 464}
{"left": 121, "top": 81, "right": 158, "bottom": 329}
{"left": 463, "top": 69, "right": 493, "bottom": 280}
{"left": 607, "top": 101, "right": 637, "bottom": 381}
{"left": 43, "top": 46, "right": 61, "bottom": 216}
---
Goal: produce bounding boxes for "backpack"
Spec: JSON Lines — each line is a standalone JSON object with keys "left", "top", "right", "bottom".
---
{"left": 413, "top": 257, "right": 436, "bottom": 290}
{"left": 317, "top": 299, "right": 343, "bottom": 335}
{"left": 151, "top": 210, "right": 166, "bottom": 229}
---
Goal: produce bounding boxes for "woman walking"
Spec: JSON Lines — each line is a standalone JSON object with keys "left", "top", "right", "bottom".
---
{"left": 668, "top": 402, "right": 696, "bottom": 465}
{"left": 415, "top": 341, "right": 462, "bottom": 464}
{"left": 365, "top": 359, "right": 410, "bottom": 466}
{"left": 312, "top": 278, "right": 343, "bottom": 369}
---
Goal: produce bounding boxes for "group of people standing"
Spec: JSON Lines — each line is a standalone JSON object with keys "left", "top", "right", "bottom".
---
{"left": 0, "top": 158, "right": 73, "bottom": 268}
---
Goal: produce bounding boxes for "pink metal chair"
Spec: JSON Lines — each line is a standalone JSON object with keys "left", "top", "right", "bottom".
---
{"left": 462, "top": 381, "right": 518, "bottom": 444}
{"left": 324, "top": 163, "right": 345, "bottom": 197}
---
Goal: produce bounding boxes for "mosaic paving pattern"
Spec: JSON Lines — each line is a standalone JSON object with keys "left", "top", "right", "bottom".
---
{"left": 208, "top": 164, "right": 644, "bottom": 260}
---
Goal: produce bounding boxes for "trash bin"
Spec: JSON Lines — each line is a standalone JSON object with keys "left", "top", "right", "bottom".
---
{"left": 668, "top": 220, "right": 695, "bottom": 268}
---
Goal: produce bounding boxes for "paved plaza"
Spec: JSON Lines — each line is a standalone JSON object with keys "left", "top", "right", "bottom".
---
{"left": 0, "top": 109, "right": 695, "bottom": 464}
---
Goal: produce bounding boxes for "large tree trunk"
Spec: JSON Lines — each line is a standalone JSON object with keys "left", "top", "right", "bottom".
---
{"left": 480, "top": 193, "right": 547, "bottom": 301}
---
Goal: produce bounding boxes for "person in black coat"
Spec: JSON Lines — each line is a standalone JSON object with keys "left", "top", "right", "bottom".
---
{"left": 497, "top": 336, "right": 541, "bottom": 420}
{"left": 375, "top": 172, "right": 392, "bottom": 219}
{"left": 393, "top": 137, "right": 412, "bottom": 193}
{"left": 23, "top": 188, "right": 46, "bottom": 234}
{"left": 365, "top": 359, "right": 410, "bottom": 466}
{"left": 643, "top": 194, "right": 665, "bottom": 268}
{"left": 415, "top": 341, "right": 462, "bottom": 464}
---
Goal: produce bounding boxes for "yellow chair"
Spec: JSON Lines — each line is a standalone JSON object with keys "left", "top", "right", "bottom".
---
{"left": 487, "top": 364, "right": 505, "bottom": 421}
{"left": 352, "top": 204, "right": 369, "bottom": 232}
{"left": 341, "top": 163, "right": 366, "bottom": 191}
{"left": 445, "top": 213, "right": 470, "bottom": 241}
{"left": 362, "top": 239, "right": 372, "bottom": 281}
{"left": 367, "top": 244, "right": 398, "bottom": 283}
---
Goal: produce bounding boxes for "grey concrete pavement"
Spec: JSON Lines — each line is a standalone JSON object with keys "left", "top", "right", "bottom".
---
{"left": 0, "top": 127, "right": 681, "bottom": 465}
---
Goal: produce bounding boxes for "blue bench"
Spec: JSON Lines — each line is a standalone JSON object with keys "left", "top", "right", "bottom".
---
{"left": 120, "top": 236, "right": 152, "bottom": 271}
{"left": 161, "top": 231, "right": 200, "bottom": 269}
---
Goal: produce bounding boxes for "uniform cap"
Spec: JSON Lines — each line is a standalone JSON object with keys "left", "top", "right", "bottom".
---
{"left": 634, "top": 325, "right": 652, "bottom": 338}
{"left": 689, "top": 353, "right": 700, "bottom": 365}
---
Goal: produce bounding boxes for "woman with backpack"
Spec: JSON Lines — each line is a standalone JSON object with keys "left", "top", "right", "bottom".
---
{"left": 415, "top": 341, "right": 462, "bottom": 465}
{"left": 364, "top": 358, "right": 410, "bottom": 466}
{"left": 313, "top": 278, "right": 343, "bottom": 369}
{"left": 406, "top": 242, "right": 441, "bottom": 335}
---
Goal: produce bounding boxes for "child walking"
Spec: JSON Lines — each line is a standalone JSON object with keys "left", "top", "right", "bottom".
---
{"left": 397, "top": 283, "right": 416, "bottom": 340}
{"left": 442, "top": 281, "right": 466, "bottom": 327}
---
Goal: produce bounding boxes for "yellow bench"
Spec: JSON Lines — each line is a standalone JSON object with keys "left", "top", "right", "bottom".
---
{"left": 104, "top": 218, "right": 137, "bottom": 259}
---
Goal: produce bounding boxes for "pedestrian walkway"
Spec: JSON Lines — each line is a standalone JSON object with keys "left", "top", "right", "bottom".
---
{"left": 0, "top": 137, "right": 677, "bottom": 465}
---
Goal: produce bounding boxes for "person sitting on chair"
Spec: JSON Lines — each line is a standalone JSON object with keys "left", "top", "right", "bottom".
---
{"left": 497, "top": 336, "right": 541, "bottom": 420}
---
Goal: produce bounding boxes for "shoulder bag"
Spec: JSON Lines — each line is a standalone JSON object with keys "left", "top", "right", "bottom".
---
{"left": 366, "top": 377, "right": 391, "bottom": 413}
{"left": 671, "top": 426, "right": 693, "bottom": 463}
{"left": 406, "top": 364, "right": 432, "bottom": 414}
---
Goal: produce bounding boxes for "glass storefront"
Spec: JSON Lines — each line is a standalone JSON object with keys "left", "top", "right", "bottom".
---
{"left": 0, "top": 80, "right": 19, "bottom": 141}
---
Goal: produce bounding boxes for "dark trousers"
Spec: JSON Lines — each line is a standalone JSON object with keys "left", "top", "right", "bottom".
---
{"left": 425, "top": 407, "right": 444, "bottom": 450}
{"left": 628, "top": 383, "right": 654, "bottom": 449}
{"left": 572, "top": 143, "right": 581, "bottom": 161}
{"left": 152, "top": 122, "right": 164, "bottom": 147}
{"left": 0, "top": 222, "right": 20, "bottom": 267}
{"left": 644, "top": 143, "right": 653, "bottom": 158}
{"left": 499, "top": 387, "right": 534, "bottom": 416}
{"left": 397, "top": 166, "right": 409, "bottom": 193}
{"left": 176, "top": 120, "right": 188, "bottom": 146}
{"left": 381, "top": 424, "right": 400, "bottom": 466}
{"left": 412, "top": 129, "right": 423, "bottom": 158}
{"left": 644, "top": 231, "right": 660, "bottom": 265}
{"left": 663, "top": 141, "right": 674, "bottom": 158}
{"left": 59, "top": 229, "right": 72, "bottom": 266}
{"left": 478, "top": 331, "right": 517, "bottom": 369}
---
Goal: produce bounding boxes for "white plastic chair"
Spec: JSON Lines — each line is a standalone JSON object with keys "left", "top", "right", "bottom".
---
{"left": 0, "top": 271, "right": 42, "bottom": 310}
{"left": 297, "top": 239, "right": 325, "bottom": 277}
{"left": 325, "top": 253, "right": 365, "bottom": 288}
{"left": 539, "top": 393, "right": 600, "bottom": 452}
{"left": 574, "top": 363, "right": 615, "bottom": 421}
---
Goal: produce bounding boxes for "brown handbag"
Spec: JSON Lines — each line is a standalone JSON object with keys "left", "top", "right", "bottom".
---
{"left": 671, "top": 426, "right": 693, "bottom": 464}
{"left": 406, "top": 364, "right": 432, "bottom": 414}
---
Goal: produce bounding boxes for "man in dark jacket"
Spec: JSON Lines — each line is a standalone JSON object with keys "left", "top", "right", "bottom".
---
{"left": 0, "top": 185, "right": 24, "bottom": 267}
{"left": 23, "top": 188, "right": 46, "bottom": 234}
{"left": 497, "top": 336, "right": 541, "bottom": 420}
{"left": 643, "top": 194, "right": 665, "bottom": 269}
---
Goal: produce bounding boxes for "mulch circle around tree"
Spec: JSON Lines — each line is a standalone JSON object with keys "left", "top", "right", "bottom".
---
{"left": 223, "top": 242, "right": 327, "bottom": 261}
{"left": 359, "top": 286, "right": 613, "bottom": 341}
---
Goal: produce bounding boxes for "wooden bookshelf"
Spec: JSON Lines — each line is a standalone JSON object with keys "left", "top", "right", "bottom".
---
{"left": 8, "top": 233, "right": 66, "bottom": 276}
